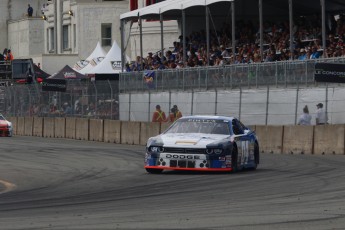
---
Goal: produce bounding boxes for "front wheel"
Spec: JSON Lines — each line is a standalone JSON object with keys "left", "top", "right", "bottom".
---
{"left": 145, "top": 168, "right": 163, "bottom": 174}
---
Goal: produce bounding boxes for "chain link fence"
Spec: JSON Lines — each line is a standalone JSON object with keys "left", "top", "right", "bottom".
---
{"left": 1, "top": 57, "right": 345, "bottom": 122}
{"left": 1, "top": 80, "right": 119, "bottom": 119}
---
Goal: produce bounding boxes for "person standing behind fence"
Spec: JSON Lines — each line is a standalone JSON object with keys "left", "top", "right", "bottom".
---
{"left": 297, "top": 105, "right": 312, "bottom": 125}
{"left": 315, "top": 103, "right": 328, "bottom": 125}
{"left": 152, "top": 105, "right": 166, "bottom": 122}
{"left": 173, "top": 105, "right": 182, "bottom": 119}
{"left": 28, "top": 4, "right": 33, "bottom": 17}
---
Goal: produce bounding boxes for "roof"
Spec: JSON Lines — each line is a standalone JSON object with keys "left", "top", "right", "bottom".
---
{"left": 120, "top": 0, "right": 233, "bottom": 20}
{"left": 121, "top": 0, "right": 345, "bottom": 21}
{"left": 48, "top": 65, "right": 88, "bottom": 80}
{"left": 179, "top": 115, "right": 235, "bottom": 121}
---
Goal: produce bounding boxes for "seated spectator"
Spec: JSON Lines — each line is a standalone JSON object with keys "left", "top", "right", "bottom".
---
{"left": 310, "top": 46, "right": 320, "bottom": 59}
{"left": 298, "top": 48, "right": 307, "bottom": 60}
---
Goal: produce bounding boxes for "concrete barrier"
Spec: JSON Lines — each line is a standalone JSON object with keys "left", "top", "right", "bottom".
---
{"left": 75, "top": 118, "right": 89, "bottom": 140}
{"left": 161, "top": 122, "right": 173, "bottom": 133}
{"left": 16, "top": 117, "right": 25, "bottom": 136}
{"left": 7, "top": 117, "right": 17, "bottom": 135}
{"left": 33, "top": 117, "right": 43, "bottom": 137}
{"left": 103, "top": 120, "right": 121, "bottom": 143}
{"left": 140, "top": 122, "right": 160, "bottom": 145}
{"left": 314, "top": 124, "right": 345, "bottom": 155}
{"left": 54, "top": 117, "right": 66, "bottom": 138}
{"left": 283, "top": 125, "right": 314, "bottom": 154}
{"left": 121, "top": 121, "right": 140, "bottom": 145}
{"left": 65, "top": 117, "right": 76, "bottom": 139}
{"left": 255, "top": 125, "right": 283, "bottom": 154}
{"left": 43, "top": 117, "right": 55, "bottom": 138}
{"left": 24, "top": 117, "right": 34, "bottom": 136}
{"left": 89, "top": 119, "right": 103, "bottom": 142}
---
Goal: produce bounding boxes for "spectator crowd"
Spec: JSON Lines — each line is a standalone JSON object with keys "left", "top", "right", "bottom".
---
{"left": 125, "top": 13, "right": 345, "bottom": 72}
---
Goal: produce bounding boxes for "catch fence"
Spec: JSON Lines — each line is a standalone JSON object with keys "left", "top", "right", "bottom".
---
{"left": 1, "top": 57, "right": 345, "bottom": 123}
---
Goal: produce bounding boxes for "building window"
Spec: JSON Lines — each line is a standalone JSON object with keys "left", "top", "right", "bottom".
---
{"left": 63, "top": 25, "right": 69, "bottom": 50}
{"left": 49, "top": 28, "right": 55, "bottom": 52}
{"left": 101, "top": 24, "right": 112, "bottom": 46}
{"left": 73, "top": 24, "right": 76, "bottom": 49}
{"left": 130, "top": 0, "right": 138, "bottom": 11}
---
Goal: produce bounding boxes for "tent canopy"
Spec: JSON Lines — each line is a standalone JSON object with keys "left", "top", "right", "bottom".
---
{"left": 120, "top": 0, "right": 233, "bottom": 20}
{"left": 121, "top": 0, "right": 345, "bottom": 21}
{"left": 90, "top": 40, "right": 122, "bottom": 74}
{"left": 74, "top": 41, "right": 107, "bottom": 73}
{"left": 48, "top": 65, "right": 88, "bottom": 79}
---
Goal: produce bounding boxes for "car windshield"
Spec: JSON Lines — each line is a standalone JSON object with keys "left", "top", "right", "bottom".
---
{"left": 0, "top": 115, "right": 4, "bottom": 120}
{"left": 165, "top": 118, "right": 230, "bottom": 135}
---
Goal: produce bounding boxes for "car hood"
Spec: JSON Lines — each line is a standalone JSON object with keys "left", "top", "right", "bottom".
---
{"left": 158, "top": 133, "right": 230, "bottom": 148}
{"left": 0, "top": 120, "right": 10, "bottom": 127}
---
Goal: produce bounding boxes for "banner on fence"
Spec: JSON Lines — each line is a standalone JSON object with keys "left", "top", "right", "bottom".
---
{"left": 315, "top": 63, "right": 345, "bottom": 83}
{"left": 42, "top": 79, "right": 67, "bottom": 92}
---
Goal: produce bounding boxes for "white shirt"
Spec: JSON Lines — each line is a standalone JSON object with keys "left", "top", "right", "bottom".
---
{"left": 298, "top": 113, "right": 312, "bottom": 125}
{"left": 316, "top": 108, "right": 327, "bottom": 124}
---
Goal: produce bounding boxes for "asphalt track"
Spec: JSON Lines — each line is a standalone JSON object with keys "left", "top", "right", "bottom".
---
{"left": 0, "top": 136, "right": 345, "bottom": 230}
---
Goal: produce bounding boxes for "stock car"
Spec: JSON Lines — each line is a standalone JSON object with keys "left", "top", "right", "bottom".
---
{"left": 145, "top": 115, "right": 259, "bottom": 174}
{"left": 0, "top": 114, "right": 13, "bottom": 137}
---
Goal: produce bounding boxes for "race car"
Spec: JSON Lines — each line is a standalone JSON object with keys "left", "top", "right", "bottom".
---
{"left": 0, "top": 114, "right": 13, "bottom": 137}
{"left": 145, "top": 115, "right": 259, "bottom": 173}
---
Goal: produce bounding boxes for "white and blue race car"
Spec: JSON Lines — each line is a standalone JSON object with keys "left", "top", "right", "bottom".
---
{"left": 145, "top": 115, "right": 259, "bottom": 174}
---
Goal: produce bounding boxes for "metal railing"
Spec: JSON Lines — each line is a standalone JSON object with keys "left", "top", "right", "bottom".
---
{"left": 119, "top": 58, "right": 345, "bottom": 92}
{"left": 1, "top": 57, "right": 345, "bottom": 121}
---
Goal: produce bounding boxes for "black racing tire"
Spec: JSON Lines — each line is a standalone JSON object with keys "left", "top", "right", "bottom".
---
{"left": 145, "top": 168, "right": 163, "bottom": 174}
{"left": 254, "top": 142, "right": 260, "bottom": 165}
{"left": 231, "top": 146, "right": 238, "bottom": 173}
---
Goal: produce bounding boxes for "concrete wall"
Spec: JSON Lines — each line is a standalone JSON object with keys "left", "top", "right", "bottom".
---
{"left": 314, "top": 125, "right": 345, "bottom": 155}
{"left": 43, "top": 117, "right": 55, "bottom": 138}
{"left": 103, "top": 119, "right": 121, "bottom": 143}
{"left": 33, "top": 117, "right": 43, "bottom": 137}
{"left": 283, "top": 125, "right": 314, "bottom": 154}
{"left": 54, "top": 117, "right": 66, "bottom": 138}
{"left": 65, "top": 117, "right": 76, "bottom": 139}
{"left": 24, "top": 117, "right": 34, "bottom": 136}
{"left": 75, "top": 118, "right": 89, "bottom": 140}
{"left": 121, "top": 121, "right": 140, "bottom": 145}
{"left": 89, "top": 119, "right": 103, "bottom": 142}
{"left": 11, "top": 117, "right": 345, "bottom": 155}
{"left": 255, "top": 125, "right": 283, "bottom": 154}
{"left": 8, "top": 18, "right": 44, "bottom": 58}
{"left": 139, "top": 122, "right": 160, "bottom": 146}
{"left": 17, "top": 117, "right": 25, "bottom": 136}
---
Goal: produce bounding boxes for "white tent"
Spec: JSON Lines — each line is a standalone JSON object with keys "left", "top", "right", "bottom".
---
{"left": 89, "top": 40, "right": 129, "bottom": 74}
{"left": 73, "top": 41, "right": 107, "bottom": 74}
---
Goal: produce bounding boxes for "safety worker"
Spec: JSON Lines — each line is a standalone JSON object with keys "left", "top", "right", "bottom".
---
{"left": 152, "top": 104, "right": 166, "bottom": 122}
{"left": 167, "top": 105, "right": 183, "bottom": 122}
{"left": 173, "top": 105, "right": 182, "bottom": 119}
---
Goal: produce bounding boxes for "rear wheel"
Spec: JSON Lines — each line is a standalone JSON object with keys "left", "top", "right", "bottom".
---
{"left": 250, "top": 142, "right": 260, "bottom": 170}
{"left": 145, "top": 168, "right": 163, "bottom": 174}
{"left": 231, "top": 147, "right": 238, "bottom": 173}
